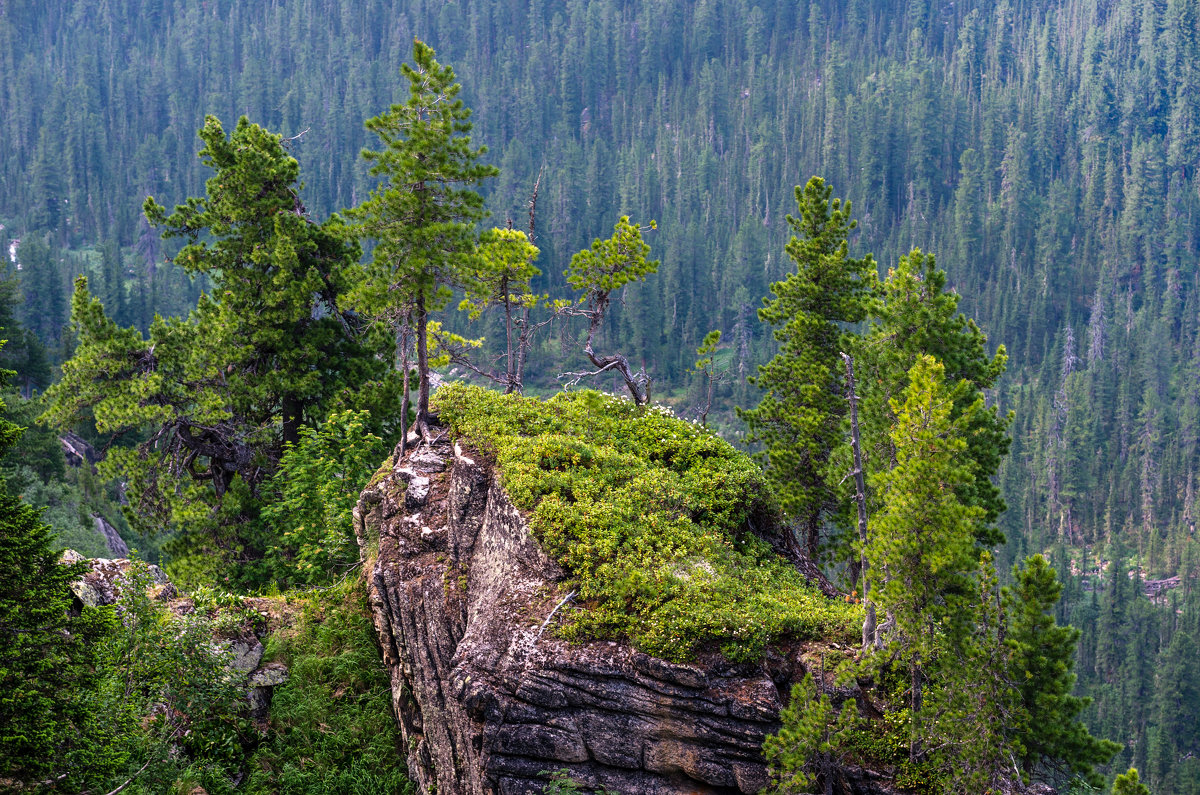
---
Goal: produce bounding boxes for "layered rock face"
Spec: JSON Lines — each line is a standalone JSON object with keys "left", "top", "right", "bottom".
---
{"left": 355, "top": 435, "right": 892, "bottom": 795}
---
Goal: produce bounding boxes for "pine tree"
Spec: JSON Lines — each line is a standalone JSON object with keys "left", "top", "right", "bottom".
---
{"left": 43, "top": 117, "right": 389, "bottom": 585}
{"left": 925, "top": 553, "right": 1018, "bottom": 793}
{"left": 1005, "top": 554, "right": 1119, "bottom": 786}
{"left": 345, "top": 39, "right": 499, "bottom": 440}
{"left": 1112, "top": 767, "right": 1152, "bottom": 795}
{"left": 740, "top": 177, "right": 875, "bottom": 561}
{"left": 868, "top": 355, "right": 983, "bottom": 759}
{"left": 457, "top": 226, "right": 544, "bottom": 394}
{"left": 142, "top": 115, "right": 380, "bottom": 450}
{"left": 1152, "top": 630, "right": 1200, "bottom": 759}
{"left": 763, "top": 673, "right": 859, "bottom": 795}
{"left": 857, "top": 249, "right": 1010, "bottom": 545}
{"left": 562, "top": 216, "right": 661, "bottom": 405}
{"left": 0, "top": 354, "right": 119, "bottom": 789}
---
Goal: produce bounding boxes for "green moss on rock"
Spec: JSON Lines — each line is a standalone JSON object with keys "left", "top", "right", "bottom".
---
{"left": 435, "top": 384, "right": 859, "bottom": 662}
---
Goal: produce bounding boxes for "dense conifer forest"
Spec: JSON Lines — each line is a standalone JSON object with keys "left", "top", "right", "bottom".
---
{"left": 3, "top": 0, "right": 1200, "bottom": 791}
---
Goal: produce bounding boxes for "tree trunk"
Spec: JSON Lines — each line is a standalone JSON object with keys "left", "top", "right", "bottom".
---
{"left": 415, "top": 292, "right": 431, "bottom": 438}
{"left": 842, "top": 352, "right": 877, "bottom": 649}
{"left": 282, "top": 394, "right": 301, "bottom": 450}
{"left": 805, "top": 513, "right": 820, "bottom": 563}
{"left": 502, "top": 273, "right": 515, "bottom": 392}
{"left": 910, "top": 650, "right": 923, "bottom": 762}
{"left": 512, "top": 303, "right": 531, "bottom": 395}
{"left": 398, "top": 327, "right": 411, "bottom": 458}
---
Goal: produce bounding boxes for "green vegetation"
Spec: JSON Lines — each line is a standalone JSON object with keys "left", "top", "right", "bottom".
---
{"left": 6, "top": 0, "right": 1199, "bottom": 789}
{"left": 40, "top": 116, "right": 398, "bottom": 589}
{"left": 561, "top": 216, "right": 660, "bottom": 405}
{"left": 346, "top": 39, "right": 498, "bottom": 439}
{"left": 0, "top": 380, "right": 253, "bottom": 794}
{"left": 763, "top": 673, "right": 859, "bottom": 795}
{"left": 89, "top": 563, "right": 254, "bottom": 795}
{"left": 247, "top": 580, "right": 412, "bottom": 794}
{"left": 739, "top": 177, "right": 874, "bottom": 561}
{"left": 0, "top": 373, "right": 119, "bottom": 789}
{"left": 1006, "top": 555, "right": 1120, "bottom": 785}
{"left": 263, "top": 409, "right": 388, "bottom": 585}
{"left": 539, "top": 768, "right": 618, "bottom": 795}
{"left": 1113, "top": 768, "right": 1153, "bottom": 795}
{"left": 435, "top": 383, "right": 858, "bottom": 662}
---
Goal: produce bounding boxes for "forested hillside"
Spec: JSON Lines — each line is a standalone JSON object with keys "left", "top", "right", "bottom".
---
{"left": 3, "top": 0, "right": 1200, "bottom": 790}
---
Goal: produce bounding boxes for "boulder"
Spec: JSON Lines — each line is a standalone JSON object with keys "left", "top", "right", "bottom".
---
{"left": 61, "top": 552, "right": 290, "bottom": 729}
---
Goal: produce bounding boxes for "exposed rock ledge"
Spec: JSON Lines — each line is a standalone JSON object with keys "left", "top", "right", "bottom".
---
{"left": 354, "top": 433, "right": 899, "bottom": 795}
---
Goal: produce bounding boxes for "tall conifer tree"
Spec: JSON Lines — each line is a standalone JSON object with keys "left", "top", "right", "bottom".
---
{"left": 346, "top": 39, "right": 498, "bottom": 440}
{"left": 868, "top": 355, "right": 982, "bottom": 757}
{"left": 740, "top": 177, "right": 875, "bottom": 560}
{"left": 43, "top": 117, "right": 386, "bottom": 584}
{"left": 1005, "top": 554, "right": 1119, "bottom": 786}
{"left": 856, "top": 249, "right": 1011, "bottom": 545}
{"left": 0, "top": 354, "right": 118, "bottom": 789}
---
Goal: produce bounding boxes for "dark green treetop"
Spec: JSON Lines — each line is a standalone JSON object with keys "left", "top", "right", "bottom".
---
{"left": 855, "top": 248, "right": 1011, "bottom": 545}
{"left": 1005, "top": 554, "right": 1120, "bottom": 787}
{"left": 0, "top": 355, "right": 120, "bottom": 790}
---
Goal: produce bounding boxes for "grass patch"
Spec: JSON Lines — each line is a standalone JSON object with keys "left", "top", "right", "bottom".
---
{"left": 435, "top": 384, "right": 859, "bottom": 662}
{"left": 246, "top": 579, "right": 413, "bottom": 794}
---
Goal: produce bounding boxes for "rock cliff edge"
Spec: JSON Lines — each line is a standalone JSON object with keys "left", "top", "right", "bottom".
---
{"left": 354, "top": 432, "right": 898, "bottom": 795}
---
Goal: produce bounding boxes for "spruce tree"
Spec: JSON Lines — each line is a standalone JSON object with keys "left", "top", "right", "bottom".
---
{"left": 1005, "top": 554, "right": 1119, "bottom": 786}
{"left": 346, "top": 39, "right": 498, "bottom": 440}
{"left": 740, "top": 177, "right": 875, "bottom": 560}
{"left": 0, "top": 355, "right": 119, "bottom": 789}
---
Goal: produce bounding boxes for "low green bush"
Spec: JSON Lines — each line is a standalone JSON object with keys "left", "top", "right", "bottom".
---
{"left": 435, "top": 384, "right": 859, "bottom": 662}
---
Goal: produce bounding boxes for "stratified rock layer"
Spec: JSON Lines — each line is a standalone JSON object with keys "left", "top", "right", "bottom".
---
{"left": 355, "top": 435, "right": 877, "bottom": 795}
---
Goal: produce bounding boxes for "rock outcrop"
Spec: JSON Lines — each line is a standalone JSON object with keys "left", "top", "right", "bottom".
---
{"left": 62, "top": 551, "right": 291, "bottom": 726}
{"left": 355, "top": 434, "right": 888, "bottom": 795}
{"left": 91, "top": 514, "right": 130, "bottom": 557}
{"left": 62, "top": 550, "right": 176, "bottom": 608}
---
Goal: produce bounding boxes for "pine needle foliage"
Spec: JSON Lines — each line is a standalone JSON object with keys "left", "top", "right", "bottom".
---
{"left": 1112, "top": 768, "right": 1151, "bottom": 795}
{"left": 739, "top": 177, "right": 875, "bottom": 560}
{"left": 763, "top": 673, "right": 859, "bottom": 795}
{"left": 1005, "top": 554, "right": 1120, "bottom": 787}
{"left": 263, "top": 409, "right": 388, "bottom": 585}
{"left": 0, "top": 408, "right": 119, "bottom": 790}
{"left": 345, "top": 39, "right": 499, "bottom": 434}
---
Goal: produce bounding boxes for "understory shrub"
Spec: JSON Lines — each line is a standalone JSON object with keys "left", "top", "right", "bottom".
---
{"left": 246, "top": 579, "right": 412, "bottom": 794}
